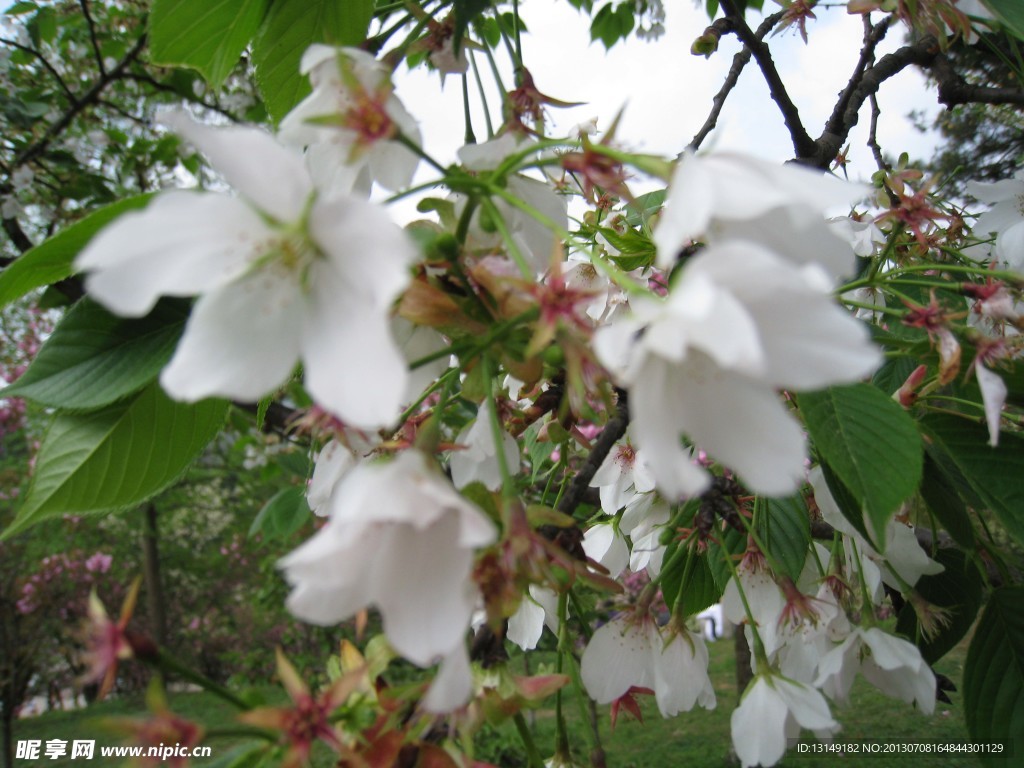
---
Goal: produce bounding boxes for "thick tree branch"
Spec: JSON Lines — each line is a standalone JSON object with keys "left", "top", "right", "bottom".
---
{"left": 930, "top": 51, "right": 1024, "bottom": 108}
{"left": 811, "top": 35, "right": 939, "bottom": 168}
{"left": 720, "top": 0, "right": 816, "bottom": 160}
{"left": 822, "top": 16, "right": 892, "bottom": 147}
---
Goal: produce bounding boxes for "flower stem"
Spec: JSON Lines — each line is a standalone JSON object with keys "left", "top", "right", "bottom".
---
{"left": 513, "top": 712, "right": 545, "bottom": 768}
{"left": 153, "top": 650, "right": 250, "bottom": 710}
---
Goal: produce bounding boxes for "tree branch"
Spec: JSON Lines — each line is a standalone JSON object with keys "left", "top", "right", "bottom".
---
{"left": 822, "top": 16, "right": 892, "bottom": 148}
{"left": 78, "top": 0, "right": 106, "bottom": 76}
{"left": 13, "top": 32, "right": 147, "bottom": 169}
{"left": 811, "top": 35, "right": 940, "bottom": 168}
{"left": 689, "top": 13, "right": 786, "bottom": 151}
{"left": 930, "top": 51, "right": 1024, "bottom": 108}
{"left": 557, "top": 391, "right": 628, "bottom": 516}
{"left": 720, "top": 0, "right": 815, "bottom": 160}
{"left": 0, "top": 37, "right": 76, "bottom": 101}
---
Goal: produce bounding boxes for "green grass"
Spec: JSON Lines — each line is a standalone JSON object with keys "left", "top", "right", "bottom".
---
{"left": 10, "top": 635, "right": 983, "bottom": 768}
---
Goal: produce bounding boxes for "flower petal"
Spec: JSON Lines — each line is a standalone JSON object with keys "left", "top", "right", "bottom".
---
{"left": 160, "top": 268, "right": 303, "bottom": 402}
{"left": 300, "top": 262, "right": 408, "bottom": 429}
{"left": 160, "top": 110, "right": 312, "bottom": 222}
{"left": 78, "top": 192, "right": 270, "bottom": 316}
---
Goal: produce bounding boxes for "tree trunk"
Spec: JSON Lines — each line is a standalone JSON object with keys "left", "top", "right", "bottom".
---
{"left": 141, "top": 503, "right": 168, "bottom": 688}
{"left": 2, "top": 702, "right": 14, "bottom": 768}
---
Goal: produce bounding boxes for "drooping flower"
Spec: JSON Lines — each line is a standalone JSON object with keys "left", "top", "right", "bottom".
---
{"left": 595, "top": 242, "right": 880, "bottom": 499}
{"left": 279, "top": 45, "right": 421, "bottom": 191}
{"left": 815, "top": 627, "right": 935, "bottom": 712}
{"left": 449, "top": 399, "right": 520, "bottom": 490}
{"left": 457, "top": 134, "right": 568, "bottom": 274}
{"left": 580, "top": 615, "right": 716, "bottom": 718}
{"left": 507, "top": 585, "right": 560, "bottom": 651}
{"left": 582, "top": 522, "right": 629, "bottom": 579}
{"left": 280, "top": 450, "right": 495, "bottom": 697}
{"left": 653, "top": 151, "right": 865, "bottom": 278}
{"left": 75, "top": 111, "right": 416, "bottom": 430}
{"left": 731, "top": 674, "right": 838, "bottom": 768}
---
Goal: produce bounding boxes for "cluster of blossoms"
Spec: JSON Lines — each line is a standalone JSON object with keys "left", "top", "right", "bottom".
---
{"left": 60, "top": 12, "right": 1019, "bottom": 762}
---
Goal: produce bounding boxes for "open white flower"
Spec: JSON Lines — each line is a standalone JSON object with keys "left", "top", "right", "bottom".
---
{"left": 589, "top": 436, "right": 655, "bottom": 514}
{"left": 731, "top": 674, "right": 838, "bottom": 768}
{"left": 280, "top": 450, "right": 496, "bottom": 673}
{"left": 75, "top": 112, "right": 415, "bottom": 430}
{"left": 581, "top": 616, "right": 715, "bottom": 717}
{"left": 279, "top": 45, "right": 421, "bottom": 191}
{"left": 967, "top": 171, "right": 1024, "bottom": 270}
{"left": 595, "top": 242, "right": 880, "bottom": 499}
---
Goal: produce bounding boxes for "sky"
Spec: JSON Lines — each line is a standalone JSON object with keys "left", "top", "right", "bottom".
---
{"left": 391, "top": 0, "right": 944, "bottom": 189}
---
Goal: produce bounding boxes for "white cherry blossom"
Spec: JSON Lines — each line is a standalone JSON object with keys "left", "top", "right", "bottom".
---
{"left": 75, "top": 111, "right": 415, "bottom": 430}
{"left": 280, "top": 45, "right": 421, "bottom": 191}
{"left": 595, "top": 242, "right": 880, "bottom": 498}
{"left": 731, "top": 674, "right": 838, "bottom": 768}
{"left": 581, "top": 617, "right": 715, "bottom": 717}
{"left": 654, "top": 151, "right": 866, "bottom": 277}
{"left": 280, "top": 451, "right": 495, "bottom": 680}
{"left": 967, "top": 171, "right": 1024, "bottom": 270}
{"left": 815, "top": 627, "right": 935, "bottom": 712}
{"left": 589, "top": 436, "right": 655, "bottom": 514}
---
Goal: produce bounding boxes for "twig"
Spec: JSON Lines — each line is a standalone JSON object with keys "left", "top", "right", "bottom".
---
{"left": 866, "top": 92, "right": 888, "bottom": 173}
{"left": 0, "top": 37, "right": 76, "bottom": 100}
{"left": 14, "top": 33, "right": 147, "bottom": 168}
{"left": 690, "top": 11, "right": 785, "bottom": 151}
{"left": 690, "top": 49, "right": 749, "bottom": 151}
{"left": 78, "top": 0, "right": 106, "bottom": 76}
{"left": 720, "top": 0, "right": 815, "bottom": 160}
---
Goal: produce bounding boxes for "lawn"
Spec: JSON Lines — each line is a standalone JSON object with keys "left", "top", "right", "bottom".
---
{"left": 10, "top": 633, "right": 984, "bottom": 768}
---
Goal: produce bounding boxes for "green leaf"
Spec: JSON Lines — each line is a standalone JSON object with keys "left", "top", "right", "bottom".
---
{"left": 706, "top": 523, "right": 746, "bottom": 591}
{"left": 982, "top": 0, "right": 1024, "bottom": 43}
{"left": 149, "top": 0, "right": 269, "bottom": 88}
{"left": 661, "top": 544, "right": 720, "bottom": 617}
{"left": 963, "top": 586, "right": 1024, "bottom": 761}
{"left": 249, "top": 486, "right": 310, "bottom": 539}
{"left": 2, "top": 384, "right": 227, "bottom": 540}
{"left": 919, "top": 454, "right": 975, "bottom": 549}
{"left": 921, "top": 414, "right": 1024, "bottom": 547}
{"left": 5, "top": 3, "right": 38, "bottom": 16}
{"left": 757, "top": 495, "right": 811, "bottom": 581}
{"left": 0, "top": 194, "right": 154, "bottom": 311}
{"left": 895, "top": 549, "right": 982, "bottom": 664}
{"left": 454, "top": 0, "right": 493, "bottom": 52}
{"left": 4, "top": 298, "right": 187, "bottom": 410}
{"left": 252, "top": 0, "right": 374, "bottom": 122}
{"left": 818, "top": 462, "right": 872, "bottom": 542}
{"left": 798, "top": 384, "right": 922, "bottom": 543}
